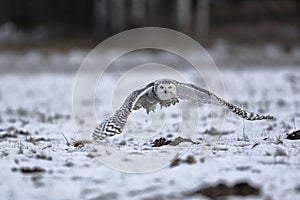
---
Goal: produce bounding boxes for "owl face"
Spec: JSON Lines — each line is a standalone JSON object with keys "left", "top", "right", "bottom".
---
{"left": 155, "top": 81, "right": 177, "bottom": 100}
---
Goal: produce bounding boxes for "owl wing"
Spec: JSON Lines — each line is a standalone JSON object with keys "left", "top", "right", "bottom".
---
{"left": 93, "top": 82, "right": 155, "bottom": 140}
{"left": 175, "top": 81, "right": 275, "bottom": 121}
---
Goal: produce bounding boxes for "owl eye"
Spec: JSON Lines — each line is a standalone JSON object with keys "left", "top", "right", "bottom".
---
{"left": 160, "top": 85, "right": 164, "bottom": 89}
{"left": 168, "top": 86, "right": 173, "bottom": 89}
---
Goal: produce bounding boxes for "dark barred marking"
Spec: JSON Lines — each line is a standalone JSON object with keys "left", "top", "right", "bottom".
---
{"left": 92, "top": 83, "right": 155, "bottom": 140}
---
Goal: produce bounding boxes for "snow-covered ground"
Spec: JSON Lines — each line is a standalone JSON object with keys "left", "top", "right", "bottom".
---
{"left": 0, "top": 49, "right": 300, "bottom": 200}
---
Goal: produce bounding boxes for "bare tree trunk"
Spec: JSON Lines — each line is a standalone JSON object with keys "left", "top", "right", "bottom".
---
{"left": 147, "top": 0, "right": 160, "bottom": 26}
{"left": 109, "top": 0, "right": 126, "bottom": 34}
{"left": 193, "top": 0, "right": 210, "bottom": 42}
{"left": 176, "top": 0, "right": 192, "bottom": 35}
{"left": 93, "top": 0, "right": 109, "bottom": 40}
{"left": 130, "top": 0, "right": 146, "bottom": 27}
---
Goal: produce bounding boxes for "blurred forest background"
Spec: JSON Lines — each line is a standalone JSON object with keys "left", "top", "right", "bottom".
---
{"left": 0, "top": 0, "right": 299, "bottom": 49}
{"left": 0, "top": 0, "right": 299, "bottom": 73}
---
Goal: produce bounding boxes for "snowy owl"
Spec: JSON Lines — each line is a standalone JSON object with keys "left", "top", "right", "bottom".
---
{"left": 93, "top": 79, "right": 275, "bottom": 140}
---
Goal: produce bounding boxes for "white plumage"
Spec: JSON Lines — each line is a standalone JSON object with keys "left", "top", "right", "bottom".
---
{"left": 93, "top": 78, "right": 275, "bottom": 140}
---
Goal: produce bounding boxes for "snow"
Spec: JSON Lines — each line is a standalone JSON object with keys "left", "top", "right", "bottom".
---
{"left": 0, "top": 47, "right": 300, "bottom": 200}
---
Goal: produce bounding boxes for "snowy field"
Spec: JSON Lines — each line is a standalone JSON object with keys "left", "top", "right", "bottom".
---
{"left": 0, "top": 48, "right": 300, "bottom": 200}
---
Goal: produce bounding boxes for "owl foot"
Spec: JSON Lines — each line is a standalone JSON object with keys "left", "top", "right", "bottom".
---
{"left": 160, "top": 98, "right": 179, "bottom": 108}
{"left": 146, "top": 104, "right": 157, "bottom": 114}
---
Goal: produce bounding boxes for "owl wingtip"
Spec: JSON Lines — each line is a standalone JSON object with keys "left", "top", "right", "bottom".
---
{"left": 266, "top": 115, "right": 276, "bottom": 120}
{"left": 264, "top": 115, "right": 277, "bottom": 121}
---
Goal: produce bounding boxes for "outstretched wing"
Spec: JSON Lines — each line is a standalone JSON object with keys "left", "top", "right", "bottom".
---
{"left": 93, "top": 82, "right": 154, "bottom": 140}
{"left": 175, "top": 81, "right": 275, "bottom": 121}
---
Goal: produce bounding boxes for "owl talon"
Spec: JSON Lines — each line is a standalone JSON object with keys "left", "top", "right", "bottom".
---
{"left": 145, "top": 104, "right": 157, "bottom": 114}
{"left": 160, "top": 98, "right": 179, "bottom": 108}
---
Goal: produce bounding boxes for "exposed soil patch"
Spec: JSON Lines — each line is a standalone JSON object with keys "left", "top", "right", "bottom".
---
{"left": 36, "top": 154, "right": 52, "bottom": 161}
{"left": 287, "top": 130, "right": 300, "bottom": 140}
{"left": 152, "top": 137, "right": 196, "bottom": 147}
{"left": 0, "top": 132, "right": 17, "bottom": 139}
{"left": 186, "top": 181, "right": 260, "bottom": 198}
{"left": 26, "top": 137, "right": 51, "bottom": 144}
{"left": 0, "top": 127, "right": 32, "bottom": 139}
{"left": 15, "top": 129, "right": 31, "bottom": 136}
{"left": 73, "top": 140, "right": 92, "bottom": 148}
{"left": 296, "top": 185, "right": 300, "bottom": 192}
{"left": 13, "top": 167, "right": 46, "bottom": 174}
{"left": 236, "top": 166, "right": 251, "bottom": 171}
{"left": 170, "top": 155, "right": 196, "bottom": 167}
{"left": 151, "top": 137, "right": 170, "bottom": 147}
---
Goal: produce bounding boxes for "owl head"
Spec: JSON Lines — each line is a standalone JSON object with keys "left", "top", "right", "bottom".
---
{"left": 154, "top": 79, "right": 177, "bottom": 100}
